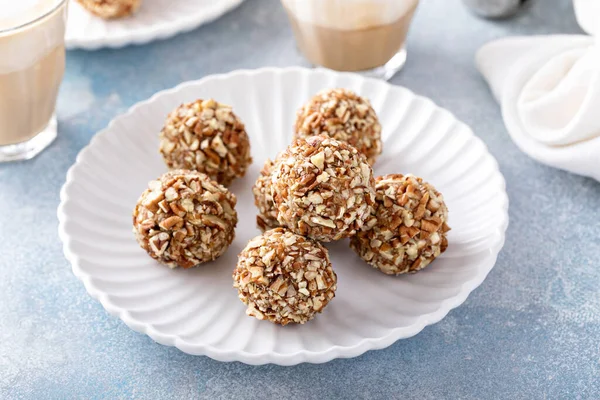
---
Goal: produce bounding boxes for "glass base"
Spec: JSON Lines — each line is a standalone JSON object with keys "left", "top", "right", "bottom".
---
{"left": 356, "top": 47, "right": 407, "bottom": 81}
{"left": 313, "top": 47, "right": 407, "bottom": 81}
{"left": 0, "top": 115, "right": 57, "bottom": 162}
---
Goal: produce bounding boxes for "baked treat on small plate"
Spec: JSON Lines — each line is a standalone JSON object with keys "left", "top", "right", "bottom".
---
{"left": 75, "top": 0, "right": 142, "bottom": 19}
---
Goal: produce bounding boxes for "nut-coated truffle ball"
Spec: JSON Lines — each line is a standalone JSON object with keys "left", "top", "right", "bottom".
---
{"left": 133, "top": 170, "right": 237, "bottom": 269}
{"left": 159, "top": 99, "right": 252, "bottom": 186}
{"left": 350, "top": 174, "right": 450, "bottom": 275}
{"left": 294, "top": 88, "right": 382, "bottom": 165}
{"left": 252, "top": 157, "right": 281, "bottom": 232}
{"left": 272, "top": 135, "right": 375, "bottom": 242}
{"left": 233, "top": 228, "right": 337, "bottom": 325}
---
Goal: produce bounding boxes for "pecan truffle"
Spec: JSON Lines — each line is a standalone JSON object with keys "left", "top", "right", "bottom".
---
{"left": 252, "top": 155, "right": 283, "bottom": 232}
{"left": 350, "top": 174, "right": 450, "bottom": 275}
{"left": 159, "top": 99, "right": 252, "bottom": 186}
{"left": 133, "top": 170, "right": 237, "bottom": 269}
{"left": 272, "top": 135, "right": 376, "bottom": 242}
{"left": 75, "top": 0, "right": 141, "bottom": 18}
{"left": 233, "top": 228, "right": 337, "bottom": 325}
{"left": 294, "top": 88, "right": 382, "bottom": 165}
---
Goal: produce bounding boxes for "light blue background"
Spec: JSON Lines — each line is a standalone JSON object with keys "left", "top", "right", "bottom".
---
{"left": 1, "top": 0, "right": 599, "bottom": 398}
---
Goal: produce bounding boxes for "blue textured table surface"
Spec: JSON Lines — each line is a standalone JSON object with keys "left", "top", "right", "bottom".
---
{"left": 1, "top": 0, "right": 599, "bottom": 398}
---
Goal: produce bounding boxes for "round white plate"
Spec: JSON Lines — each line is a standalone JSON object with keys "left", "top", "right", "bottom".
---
{"left": 58, "top": 67, "right": 509, "bottom": 365}
{"left": 65, "top": 0, "right": 244, "bottom": 50}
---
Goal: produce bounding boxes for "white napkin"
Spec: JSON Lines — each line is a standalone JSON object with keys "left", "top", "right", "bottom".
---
{"left": 476, "top": 34, "right": 600, "bottom": 181}
{"left": 573, "top": 0, "right": 600, "bottom": 36}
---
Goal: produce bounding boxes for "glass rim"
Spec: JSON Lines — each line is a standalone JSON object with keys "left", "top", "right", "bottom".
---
{"left": 0, "top": 0, "right": 68, "bottom": 35}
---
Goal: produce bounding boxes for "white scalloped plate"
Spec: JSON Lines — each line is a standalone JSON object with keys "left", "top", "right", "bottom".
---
{"left": 58, "top": 67, "right": 508, "bottom": 365}
{"left": 65, "top": 0, "right": 244, "bottom": 50}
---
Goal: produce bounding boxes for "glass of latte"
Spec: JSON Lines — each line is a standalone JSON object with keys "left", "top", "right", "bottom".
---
{"left": 0, "top": 0, "right": 67, "bottom": 162}
{"left": 281, "top": 0, "right": 419, "bottom": 80}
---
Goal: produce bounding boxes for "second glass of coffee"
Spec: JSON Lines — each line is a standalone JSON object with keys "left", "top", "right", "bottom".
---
{"left": 282, "top": 0, "right": 419, "bottom": 80}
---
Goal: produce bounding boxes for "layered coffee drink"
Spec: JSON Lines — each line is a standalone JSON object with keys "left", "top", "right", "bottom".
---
{"left": 0, "top": 0, "right": 67, "bottom": 161}
{"left": 282, "top": 0, "right": 419, "bottom": 78}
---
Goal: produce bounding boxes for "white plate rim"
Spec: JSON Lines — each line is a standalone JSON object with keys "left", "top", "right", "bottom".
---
{"left": 57, "top": 67, "right": 509, "bottom": 365}
{"left": 65, "top": 0, "right": 244, "bottom": 50}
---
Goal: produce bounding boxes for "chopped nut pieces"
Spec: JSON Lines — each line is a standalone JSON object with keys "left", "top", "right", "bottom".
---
{"left": 159, "top": 99, "right": 252, "bottom": 186}
{"left": 133, "top": 170, "right": 237, "bottom": 269}
{"left": 233, "top": 228, "right": 337, "bottom": 325}
{"left": 252, "top": 157, "right": 281, "bottom": 232}
{"left": 350, "top": 174, "right": 450, "bottom": 275}
{"left": 294, "top": 88, "right": 382, "bottom": 165}
{"left": 271, "top": 135, "right": 376, "bottom": 242}
{"left": 75, "top": 0, "right": 141, "bottom": 18}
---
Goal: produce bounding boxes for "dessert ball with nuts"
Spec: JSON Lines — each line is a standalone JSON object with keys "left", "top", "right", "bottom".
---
{"left": 294, "top": 88, "right": 382, "bottom": 165}
{"left": 159, "top": 99, "right": 252, "bottom": 186}
{"left": 252, "top": 157, "right": 281, "bottom": 232}
{"left": 75, "top": 0, "right": 141, "bottom": 18}
{"left": 133, "top": 170, "right": 237, "bottom": 269}
{"left": 272, "top": 135, "right": 376, "bottom": 242}
{"left": 233, "top": 228, "right": 337, "bottom": 325}
{"left": 350, "top": 174, "right": 450, "bottom": 275}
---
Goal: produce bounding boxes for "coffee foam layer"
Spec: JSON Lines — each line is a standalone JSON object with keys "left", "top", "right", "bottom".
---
{"left": 281, "top": 0, "right": 418, "bottom": 31}
{"left": 0, "top": 0, "right": 61, "bottom": 31}
{"left": 0, "top": 0, "right": 65, "bottom": 74}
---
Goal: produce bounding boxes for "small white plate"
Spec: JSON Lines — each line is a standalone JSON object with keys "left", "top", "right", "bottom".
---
{"left": 58, "top": 67, "right": 509, "bottom": 365}
{"left": 65, "top": 0, "right": 244, "bottom": 50}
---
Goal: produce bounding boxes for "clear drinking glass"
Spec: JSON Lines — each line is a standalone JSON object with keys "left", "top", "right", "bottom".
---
{"left": 281, "top": 0, "right": 419, "bottom": 80}
{"left": 0, "top": 0, "right": 67, "bottom": 162}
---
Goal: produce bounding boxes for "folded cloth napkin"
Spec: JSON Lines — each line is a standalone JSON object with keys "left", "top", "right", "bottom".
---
{"left": 476, "top": 31, "right": 600, "bottom": 181}
{"left": 573, "top": 0, "right": 599, "bottom": 36}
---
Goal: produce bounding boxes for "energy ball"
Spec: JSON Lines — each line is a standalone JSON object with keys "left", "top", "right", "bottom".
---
{"left": 294, "top": 88, "right": 382, "bottom": 165}
{"left": 252, "top": 157, "right": 280, "bottom": 232}
{"left": 159, "top": 99, "right": 252, "bottom": 186}
{"left": 75, "top": 0, "right": 141, "bottom": 18}
{"left": 350, "top": 174, "right": 450, "bottom": 275}
{"left": 133, "top": 170, "right": 237, "bottom": 269}
{"left": 233, "top": 228, "right": 337, "bottom": 325}
{"left": 272, "top": 135, "right": 375, "bottom": 242}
